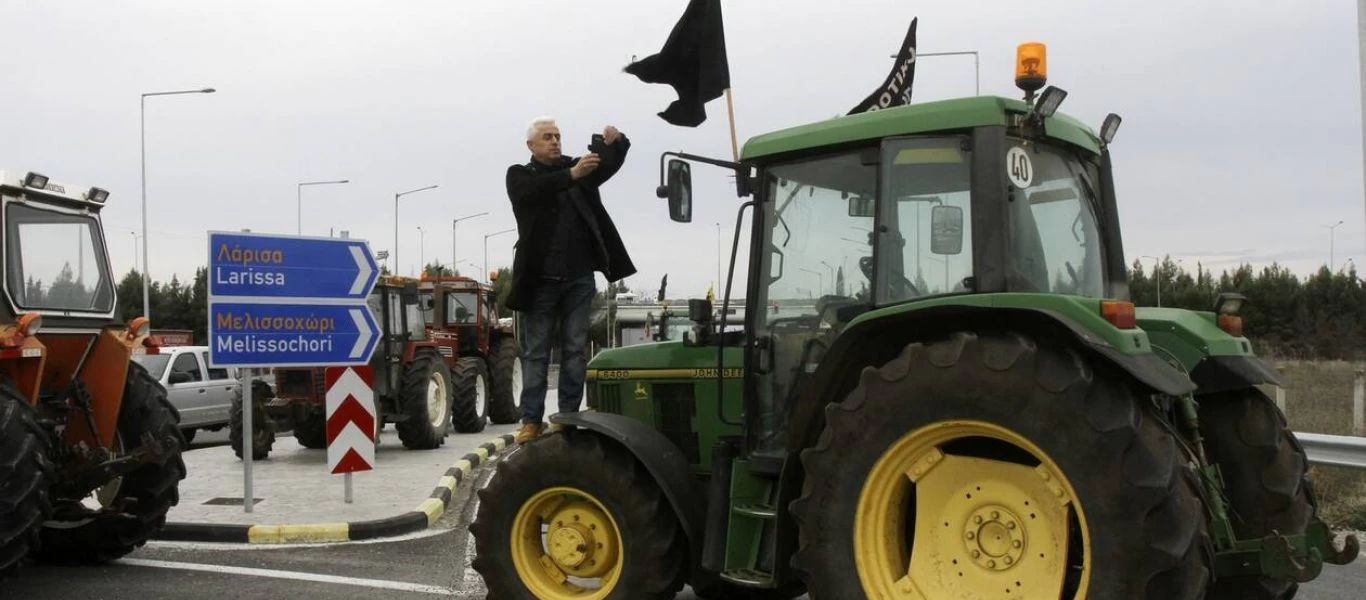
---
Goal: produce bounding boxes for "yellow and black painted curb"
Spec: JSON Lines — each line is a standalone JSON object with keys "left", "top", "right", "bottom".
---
{"left": 154, "top": 434, "right": 515, "bottom": 544}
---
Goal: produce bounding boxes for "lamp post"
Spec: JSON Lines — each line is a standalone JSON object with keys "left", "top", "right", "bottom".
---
{"left": 888, "top": 50, "right": 980, "bottom": 95}
{"left": 453, "top": 212, "right": 489, "bottom": 278}
{"left": 297, "top": 179, "right": 348, "bottom": 235}
{"left": 416, "top": 226, "right": 427, "bottom": 276}
{"left": 1327, "top": 220, "right": 1344, "bottom": 268}
{"left": 141, "top": 86, "right": 215, "bottom": 321}
{"left": 484, "top": 228, "right": 517, "bottom": 284}
{"left": 800, "top": 267, "right": 823, "bottom": 296}
{"left": 394, "top": 184, "right": 438, "bottom": 276}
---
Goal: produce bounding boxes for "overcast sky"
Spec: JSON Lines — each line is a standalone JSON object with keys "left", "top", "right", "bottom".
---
{"left": 1, "top": 0, "right": 1362, "bottom": 303}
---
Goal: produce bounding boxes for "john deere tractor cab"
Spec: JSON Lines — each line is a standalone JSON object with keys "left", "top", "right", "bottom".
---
{"left": 472, "top": 43, "right": 1358, "bottom": 599}
{"left": 0, "top": 170, "right": 185, "bottom": 573}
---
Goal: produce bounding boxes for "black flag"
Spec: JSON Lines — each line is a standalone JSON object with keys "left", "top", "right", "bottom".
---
{"left": 848, "top": 17, "right": 918, "bottom": 115}
{"left": 624, "top": 0, "right": 731, "bottom": 127}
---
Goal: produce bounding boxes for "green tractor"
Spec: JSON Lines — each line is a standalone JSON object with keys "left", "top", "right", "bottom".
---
{"left": 471, "top": 43, "right": 1359, "bottom": 599}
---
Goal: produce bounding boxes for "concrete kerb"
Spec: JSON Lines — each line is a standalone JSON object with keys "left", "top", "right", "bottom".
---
{"left": 154, "top": 434, "right": 515, "bottom": 544}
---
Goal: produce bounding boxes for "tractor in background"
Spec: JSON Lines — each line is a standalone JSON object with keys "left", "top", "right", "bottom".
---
{"left": 0, "top": 170, "right": 185, "bottom": 573}
{"left": 416, "top": 273, "right": 522, "bottom": 430}
{"left": 230, "top": 276, "right": 480, "bottom": 459}
{"left": 471, "top": 43, "right": 1359, "bottom": 599}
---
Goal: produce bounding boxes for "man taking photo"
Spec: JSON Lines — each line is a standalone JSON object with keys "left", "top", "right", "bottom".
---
{"left": 504, "top": 116, "right": 636, "bottom": 444}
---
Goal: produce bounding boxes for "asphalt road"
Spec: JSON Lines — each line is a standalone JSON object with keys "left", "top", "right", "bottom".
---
{"left": 3, "top": 433, "right": 1363, "bottom": 599}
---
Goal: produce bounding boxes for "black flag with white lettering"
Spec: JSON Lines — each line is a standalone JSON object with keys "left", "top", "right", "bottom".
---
{"left": 848, "top": 17, "right": 918, "bottom": 115}
{"left": 624, "top": 0, "right": 731, "bottom": 127}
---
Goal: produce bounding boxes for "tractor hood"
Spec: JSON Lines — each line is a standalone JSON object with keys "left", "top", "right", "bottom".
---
{"left": 587, "top": 340, "right": 742, "bottom": 377}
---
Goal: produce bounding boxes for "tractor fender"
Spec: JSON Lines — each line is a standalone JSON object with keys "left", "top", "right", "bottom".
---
{"left": 785, "top": 304, "right": 1197, "bottom": 455}
{"left": 548, "top": 411, "right": 704, "bottom": 553}
{"left": 1190, "top": 355, "right": 1285, "bottom": 395}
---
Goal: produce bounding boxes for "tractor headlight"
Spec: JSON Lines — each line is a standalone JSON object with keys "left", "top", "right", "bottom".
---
{"left": 87, "top": 187, "right": 110, "bottom": 203}
{"left": 1100, "top": 113, "right": 1122, "bottom": 144}
{"left": 1036, "top": 86, "right": 1068, "bottom": 118}
{"left": 23, "top": 172, "right": 49, "bottom": 190}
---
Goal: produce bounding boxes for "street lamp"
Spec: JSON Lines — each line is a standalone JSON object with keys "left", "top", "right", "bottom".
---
{"left": 1139, "top": 255, "right": 1182, "bottom": 307}
{"left": 889, "top": 50, "right": 980, "bottom": 95}
{"left": 484, "top": 228, "right": 517, "bottom": 284}
{"left": 416, "top": 226, "right": 427, "bottom": 276}
{"left": 394, "top": 184, "right": 438, "bottom": 276}
{"left": 1326, "top": 220, "right": 1344, "bottom": 267}
{"left": 453, "top": 212, "right": 489, "bottom": 278}
{"left": 297, "top": 179, "right": 348, "bottom": 235}
{"left": 141, "top": 86, "right": 215, "bottom": 321}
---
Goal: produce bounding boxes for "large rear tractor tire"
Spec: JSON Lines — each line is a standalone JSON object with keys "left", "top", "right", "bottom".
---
{"left": 451, "top": 356, "right": 490, "bottom": 434}
{"left": 0, "top": 380, "right": 53, "bottom": 574}
{"left": 790, "top": 331, "right": 1212, "bottom": 600}
{"left": 487, "top": 336, "right": 522, "bottom": 424}
{"left": 471, "top": 431, "right": 688, "bottom": 599}
{"left": 395, "top": 350, "right": 451, "bottom": 450}
{"left": 32, "top": 362, "right": 187, "bottom": 564}
{"left": 1198, "top": 387, "right": 1315, "bottom": 599}
{"left": 230, "top": 380, "right": 276, "bottom": 461}
{"left": 292, "top": 403, "right": 328, "bottom": 449}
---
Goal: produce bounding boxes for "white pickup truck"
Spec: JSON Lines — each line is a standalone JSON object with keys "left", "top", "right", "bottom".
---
{"left": 131, "top": 345, "right": 240, "bottom": 443}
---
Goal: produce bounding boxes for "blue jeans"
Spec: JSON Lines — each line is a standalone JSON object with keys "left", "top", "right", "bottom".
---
{"left": 519, "top": 274, "right": 596, "bottom": 423}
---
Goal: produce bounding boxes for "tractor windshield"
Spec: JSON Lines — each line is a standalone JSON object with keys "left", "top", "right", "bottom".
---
{"left": 876, "top": 136, "right": 975, "bottom": 303}
{"left": 446, "top": 291, "right": 479, "bottom": 324}
{"left": 3, "top": 201, "right": 115, "bottom": 314}
{"left": 1001, "top": 138, "right": 1107, "bottom": 298}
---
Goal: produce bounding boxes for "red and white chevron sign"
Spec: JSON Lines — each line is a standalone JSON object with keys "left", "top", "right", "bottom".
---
{"left": 325, "top": 365, "right": 376, "bottom": 475}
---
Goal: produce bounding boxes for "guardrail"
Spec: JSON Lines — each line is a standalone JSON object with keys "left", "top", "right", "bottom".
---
{"left": 1294, "top": 431, "right": 1366, "bottom": 471}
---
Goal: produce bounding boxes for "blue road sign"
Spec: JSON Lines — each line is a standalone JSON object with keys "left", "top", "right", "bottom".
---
{"left": 208, "top": 231, "right": 379, "bottom": 300}
{"left": 208, "top": 301, "right": 380, "bottom": 368}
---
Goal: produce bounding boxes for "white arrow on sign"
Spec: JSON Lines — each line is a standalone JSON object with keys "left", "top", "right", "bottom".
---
{"left": 349, "top": 308, "right": 372, "bottom": 359}
{"left": 349, "top": 245, "right": 374, "bottom": 296}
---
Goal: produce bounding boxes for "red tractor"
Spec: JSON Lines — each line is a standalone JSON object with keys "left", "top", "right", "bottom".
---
{"left": 417, "top": 274, "right": 521, "bottom": 430}
{"left": 230, "top": 276, "right": 482, "bottom": 459}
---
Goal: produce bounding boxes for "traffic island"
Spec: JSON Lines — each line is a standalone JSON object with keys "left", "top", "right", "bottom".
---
{"left": 154, "top": 430, "right": 517, "bottom": 544}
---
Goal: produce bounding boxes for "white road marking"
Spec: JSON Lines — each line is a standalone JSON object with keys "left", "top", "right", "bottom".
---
{"left": 118, "top": 558, "right": 462, "bottom": 596}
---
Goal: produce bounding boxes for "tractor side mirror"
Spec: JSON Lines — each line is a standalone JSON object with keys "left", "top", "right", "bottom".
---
{"left": 930, "top": 205, "right": 964, "bottom": 255}
{"left": 666, "top": 159, "right": 692, "bottom": 223}
{"left": 847, "top": 196, "right": 875, "bottom": 218}
{"left": 689, "top": 298, "right": 713, "bottom": 323}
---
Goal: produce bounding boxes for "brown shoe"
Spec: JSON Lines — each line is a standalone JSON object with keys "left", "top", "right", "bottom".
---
{"left": 515, "top": 422, "right": 545, "bottom": 444}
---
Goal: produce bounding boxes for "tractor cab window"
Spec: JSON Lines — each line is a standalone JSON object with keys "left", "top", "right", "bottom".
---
{"left": 3, "top": 202, "right": 115, "bottom": 314}
{"left": 877, "top": 137, "right": 974, "bottom": 303}
{"left": 1003, "top": 140, "right": 1106, "bottom": 297}
{"left": 446, "top": 292, "right": 479, "bottom": 325}
{"left": 754, "top": 150, "right": 877, "bottom": 451}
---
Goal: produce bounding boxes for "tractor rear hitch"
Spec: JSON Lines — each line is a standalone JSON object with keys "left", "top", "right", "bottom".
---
{"left": 54, "top": 431, "right": 179, "bottom": 500}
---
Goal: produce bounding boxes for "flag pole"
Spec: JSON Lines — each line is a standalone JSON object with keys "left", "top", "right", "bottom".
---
{"left": 724, "top": 88, "right": 740, "bottom": 161}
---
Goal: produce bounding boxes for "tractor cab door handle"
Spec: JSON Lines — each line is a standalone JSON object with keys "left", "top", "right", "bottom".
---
{"left": 752, "top": 335, "right": 773, "bottom": 375}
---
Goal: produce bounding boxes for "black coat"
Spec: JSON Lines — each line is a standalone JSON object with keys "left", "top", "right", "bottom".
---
{"left": 504, "top": 135, "right": 637, "bottom": 311}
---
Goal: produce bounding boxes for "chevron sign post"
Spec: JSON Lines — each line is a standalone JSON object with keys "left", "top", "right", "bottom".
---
{"left": 326, "top": 366, "right": 376, "bottom": 501}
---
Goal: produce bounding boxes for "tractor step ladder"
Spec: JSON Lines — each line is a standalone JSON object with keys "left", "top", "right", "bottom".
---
{"left": 720, "top": 461, "right": 780, "bottom": 587}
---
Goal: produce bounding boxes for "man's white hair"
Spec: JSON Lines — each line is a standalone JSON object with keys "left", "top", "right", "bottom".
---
{"left": 526, "top": 115, "right": 557, "bottom": 140}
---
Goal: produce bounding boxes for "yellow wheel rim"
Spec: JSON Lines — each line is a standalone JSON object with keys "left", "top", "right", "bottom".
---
{"left": 854, "top": 420, "right": 1091, "bottom": 599}
{"left": 510, "top": 486, "right": 624, "bottom": 599}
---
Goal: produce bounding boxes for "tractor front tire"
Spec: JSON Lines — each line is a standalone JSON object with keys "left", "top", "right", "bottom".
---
{"left": 1198, "top": 387, "right": 1315, "bottom": 599}
{"left": 450, "top": 356, "right": 490, "bottom": 434}
{"left": 32, "top": 362, "right": 186, "bottom": 564}
{"left": 230, "top": 381, "right": 276, "bottom": 461}
{"left": 471, "top": 431, "right": 688, "bottom": 599}
{"left": 790, "top": 331, "right": 1212, "bottom": 600}
{"left": 487, "top": 337, "right": 522, "bottom": 424}
{"left": 0, "top": 380, "right": 53, "bottom": 574}
{"left": 395, "top": 350, "right": 451, "bottom": 450}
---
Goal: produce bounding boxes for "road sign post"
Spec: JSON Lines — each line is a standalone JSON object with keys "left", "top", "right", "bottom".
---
{"left": 325, "top": 366, "right": 377, "bottom": 503}
{"left": 206, "top": 230, "right": 381, "bottom": 511}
